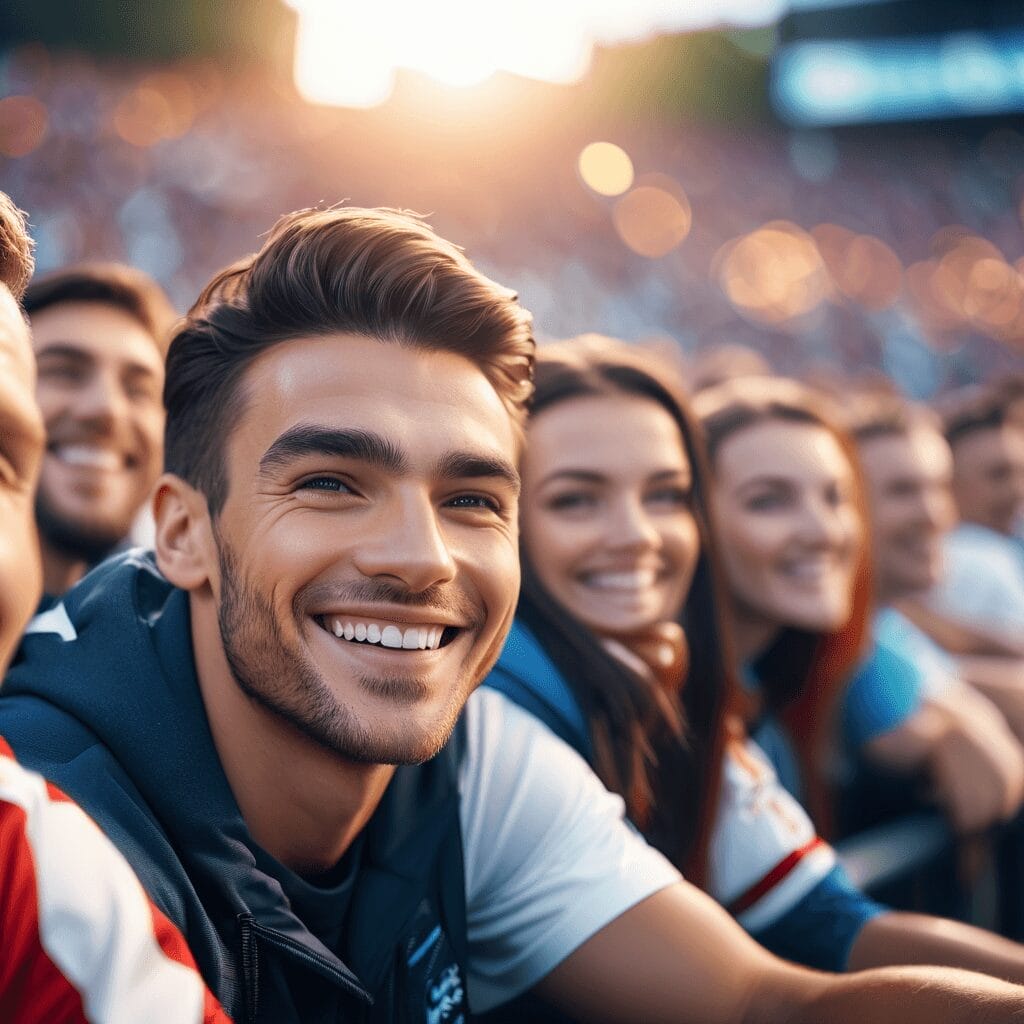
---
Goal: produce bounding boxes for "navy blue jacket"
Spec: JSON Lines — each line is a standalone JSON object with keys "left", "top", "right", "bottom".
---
{"left": 1, "top": 551, "right": 469, "bottom": 1024}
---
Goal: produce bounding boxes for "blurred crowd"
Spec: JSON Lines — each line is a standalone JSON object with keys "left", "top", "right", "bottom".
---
{"left": 3, "top": 44, "right": 1024, "bottom": 396}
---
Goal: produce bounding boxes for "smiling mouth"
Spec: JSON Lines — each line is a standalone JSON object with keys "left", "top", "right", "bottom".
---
{"left": 49, "top": 444, "right": 137, "bottom": 471}
{"left": 579, "top": 569, "right": 661, "bottom": 592}
{"left": 316, "top": 615, "right": 459, "bottom": 652}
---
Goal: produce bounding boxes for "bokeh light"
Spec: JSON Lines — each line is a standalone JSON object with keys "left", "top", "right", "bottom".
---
{"left": 0, "top": 95, "right": 48, "bottom": 158}
{"left": 113, "top": 73, "right": 197, "bottom": 147}
{"left": 812, "top": 223, "right": 903, "bottom": 310}
{"left": 715, "top": 221, "right": 829, "bottom": 326}
{"left": 578, "top": 142, "right": 634, "bottom": 197}
{"left": 905, "top": 231, "right": 1024, "bottom": 344}
{"left": 613, "top": 184, "right": 691, "bottom": 258}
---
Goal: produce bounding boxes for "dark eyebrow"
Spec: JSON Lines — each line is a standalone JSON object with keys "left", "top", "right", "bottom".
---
{"left": 537, "top": 469, "right": 605, "bottom": 488}
{"left": 259, "top": 425, "right": 408, "bottom": 476}
{"left": 34, "top": 343, "right": 91, "bottom": 363}
{"left": 36, "top": 342, "right": 160, "bottom": 379}
{"left": 435, "top": 450, "right": 521, "bottom": 496}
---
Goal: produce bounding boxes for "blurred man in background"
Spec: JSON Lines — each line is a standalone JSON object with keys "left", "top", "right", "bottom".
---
{"left": 0, "top": 190, "right": 231, "bottom": 1023}
{"left": 914, "top": 391, "right": 1024, "bottom": 654}
{"left": 853, "top": 396, "right": 1024, "bottom": 831}
{"left": 24, "top": 263, "right": 173, "bottom": 602}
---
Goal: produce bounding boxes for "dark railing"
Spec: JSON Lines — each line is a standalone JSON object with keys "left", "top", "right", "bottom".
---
{"left": 836, "top": 812, "right": 1024, "bottom": 940}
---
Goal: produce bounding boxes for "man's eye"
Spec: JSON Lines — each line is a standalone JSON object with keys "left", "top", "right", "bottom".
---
{"left": 447, "top": 494, "right": 500, "bottom": 512}
{"left": 299, "top": 477, "right": 351, "bottom": 493}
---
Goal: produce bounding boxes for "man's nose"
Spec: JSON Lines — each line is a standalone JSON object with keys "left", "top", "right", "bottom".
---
{"left": 352, "top": 492, "right": 457, "bottom": 593}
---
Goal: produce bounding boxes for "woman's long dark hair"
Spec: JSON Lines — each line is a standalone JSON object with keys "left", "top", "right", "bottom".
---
{"left": 518, "top": 337, "right": 734, "bottom": 887}
{"left": 694, "top": 377, "right": 873, "bottom": 835}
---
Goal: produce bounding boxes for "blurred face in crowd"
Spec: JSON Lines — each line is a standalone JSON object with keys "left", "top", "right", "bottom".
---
{"left": 858, "top": 425, "right": 956, "bottom": 600}
{"left": 0, "top": 286, "right": 44, "bottom": 669}
{"left": 32, "top": 300, "right": 165, "bottom": 568}
{"left": 950, "top": 423, "right": 1024, "bottom": 536}
{"left": 176, "top": 333, "right": 521, "bottom": 765}
{"left": 711, "top": 419, "right": 861, "bottom": 653}
{"left": 521, "top": 392, "right": 700, "bottom": 638}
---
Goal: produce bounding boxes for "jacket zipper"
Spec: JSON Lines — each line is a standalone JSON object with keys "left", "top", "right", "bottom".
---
{"left": 239, "top": 915, "right": 260, "bottom": 1024}
{"left": 237, "top": 912, "right": 374, "bottom": 1010}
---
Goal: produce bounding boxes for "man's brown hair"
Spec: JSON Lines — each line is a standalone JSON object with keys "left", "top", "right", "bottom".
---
{"left": 164, "top": 206, "right": 535, "bottom": 514}
{"left": 24, "top": 262, "right": 177, "bottom": 352}
{"left": 0, "top": 192, "right": 34, "bottom": 300}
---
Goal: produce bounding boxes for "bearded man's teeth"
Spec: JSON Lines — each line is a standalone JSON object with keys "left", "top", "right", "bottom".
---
{"left": 381, "top": 626, "right": 403, "bottom": 648}
{"left": 328, "top": 618, "right": 445, "bottom": 650}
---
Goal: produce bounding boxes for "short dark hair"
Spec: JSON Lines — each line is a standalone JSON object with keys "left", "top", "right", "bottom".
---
{"left": 846, "top": 391, "right": 941, "bottom": 446}
{"left": 0, "top": 192, "right": 34, "bottom": 300}
{"left": 164, "top": 206, "right": 535, "bottom": 514}
{"left": 24, "top": 262, "right": 176, "bottom": 352}
{"left": 942, "top": 386, "right": 1024, "bottom": 449}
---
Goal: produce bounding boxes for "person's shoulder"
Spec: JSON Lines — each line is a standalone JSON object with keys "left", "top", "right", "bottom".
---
{"left": 483, "top": 620, "right": 590, "bottom": 754}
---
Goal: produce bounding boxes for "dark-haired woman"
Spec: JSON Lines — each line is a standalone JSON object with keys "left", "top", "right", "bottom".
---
{"left": 484, "top": 337, "right": 1024, "bottom": 1002}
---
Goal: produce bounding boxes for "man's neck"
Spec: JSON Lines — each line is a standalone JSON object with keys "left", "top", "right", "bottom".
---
{"left": 40, "top": 542, "right": 88, "bottom": 598}
{"left": 189, "top": 591, "right": 395, "bottom": 878}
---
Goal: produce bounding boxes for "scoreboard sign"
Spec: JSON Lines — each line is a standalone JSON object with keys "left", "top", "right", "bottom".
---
{"left": 771, "top": 0, "right": 1024, "bottom": 125}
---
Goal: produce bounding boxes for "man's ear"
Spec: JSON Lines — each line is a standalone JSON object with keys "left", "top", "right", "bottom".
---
{"left": 153, "top": 474, "right": 216, "bottom": 591}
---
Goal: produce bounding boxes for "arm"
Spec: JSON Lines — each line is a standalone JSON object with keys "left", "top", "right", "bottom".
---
{"left": 535, "top": 884, "right": 1024, "bottom": 1024}
{"left": 957, "top": 655, "right": 1024, "bottom": 743}
{"left": 0, "top": 741, "right": 231, "bottom": 1024}
{"left": 863, "top": 692, "right": 1024, "bottom": 833}
{"left": 894, "top": 597, "right": 1024, "bottom": 658}
{"left": 849, "top": 910, "right": 1024, "bottom": 983}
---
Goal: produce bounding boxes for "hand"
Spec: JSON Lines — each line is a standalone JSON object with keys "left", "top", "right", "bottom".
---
{"left": 927, "top": 687, "right": 1024, "bottom": 833}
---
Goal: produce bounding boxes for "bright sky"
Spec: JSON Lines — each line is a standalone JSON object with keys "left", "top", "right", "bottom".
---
{"left": 285, "top": 0, "right": 787, "bottom": 106}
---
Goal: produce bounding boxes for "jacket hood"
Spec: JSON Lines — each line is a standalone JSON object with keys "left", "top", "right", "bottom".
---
{"left": 5, "top": 549, "right": 464, "bottom": 996}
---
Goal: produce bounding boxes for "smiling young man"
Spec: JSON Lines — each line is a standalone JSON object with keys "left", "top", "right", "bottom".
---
{"left": 24, "top": 263, "right": 173, "bottom": 600}
{"left": 3, "top": 208, "right": 1024, "bottom": 1024}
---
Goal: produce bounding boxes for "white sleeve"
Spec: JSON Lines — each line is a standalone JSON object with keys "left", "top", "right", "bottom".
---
{"left": 459, "top": 688, "right": 681, "bottom": 1013}
{"left": 709, "top": 739, "right": 835, "bottom": 934}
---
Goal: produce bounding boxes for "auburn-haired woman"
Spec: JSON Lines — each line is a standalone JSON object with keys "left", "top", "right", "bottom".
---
{"left": 693, "top": 376, "right": 1024, "bottom": 838}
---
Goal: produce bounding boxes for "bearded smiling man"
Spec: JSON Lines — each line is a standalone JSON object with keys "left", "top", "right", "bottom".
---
{"left": 24, "top": 263, "right": 173, "bottom": 601}
{"left": 4, "top": 207, "right": 1024, "bottom": 1024}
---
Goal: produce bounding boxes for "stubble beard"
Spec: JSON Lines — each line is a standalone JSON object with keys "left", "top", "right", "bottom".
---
{"left": 35, "top": 488, "right": 127, "bottom": 567}
{"left": 214, "top": 541, "right": 467, "bottom": 765}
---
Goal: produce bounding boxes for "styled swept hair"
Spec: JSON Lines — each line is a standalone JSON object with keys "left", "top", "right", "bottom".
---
{"left": 518, "top": 335, "right": 729, "bottom": 886}
{"left": 0, "top": 192, "right": 34, "bottom": 300}
{"left": 24, "top": 261, "right": 176, "bottom": 352}
{"left": 164, "top": 206, "right": 535, "bottom": 513}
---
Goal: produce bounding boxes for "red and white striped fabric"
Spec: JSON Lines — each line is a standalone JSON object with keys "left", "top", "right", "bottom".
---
{"left": 709, "top": 736, "right": 837, "bottom": 933}
{"left": 0, "top": 737, "right": 231, "bottom": 1024}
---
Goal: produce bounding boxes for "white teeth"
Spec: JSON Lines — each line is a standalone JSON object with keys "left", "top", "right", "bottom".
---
{"left": 55, "top": 445, "right": 122, "bottom": 470}
{"left": 326, "top": 618, "right": 447, "bottom": 650}
{"left": 381, "top": 625, "right": 404, "bottom": 649}
{"left": 588, "top": 570, "right": 658, "bottom": 590}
